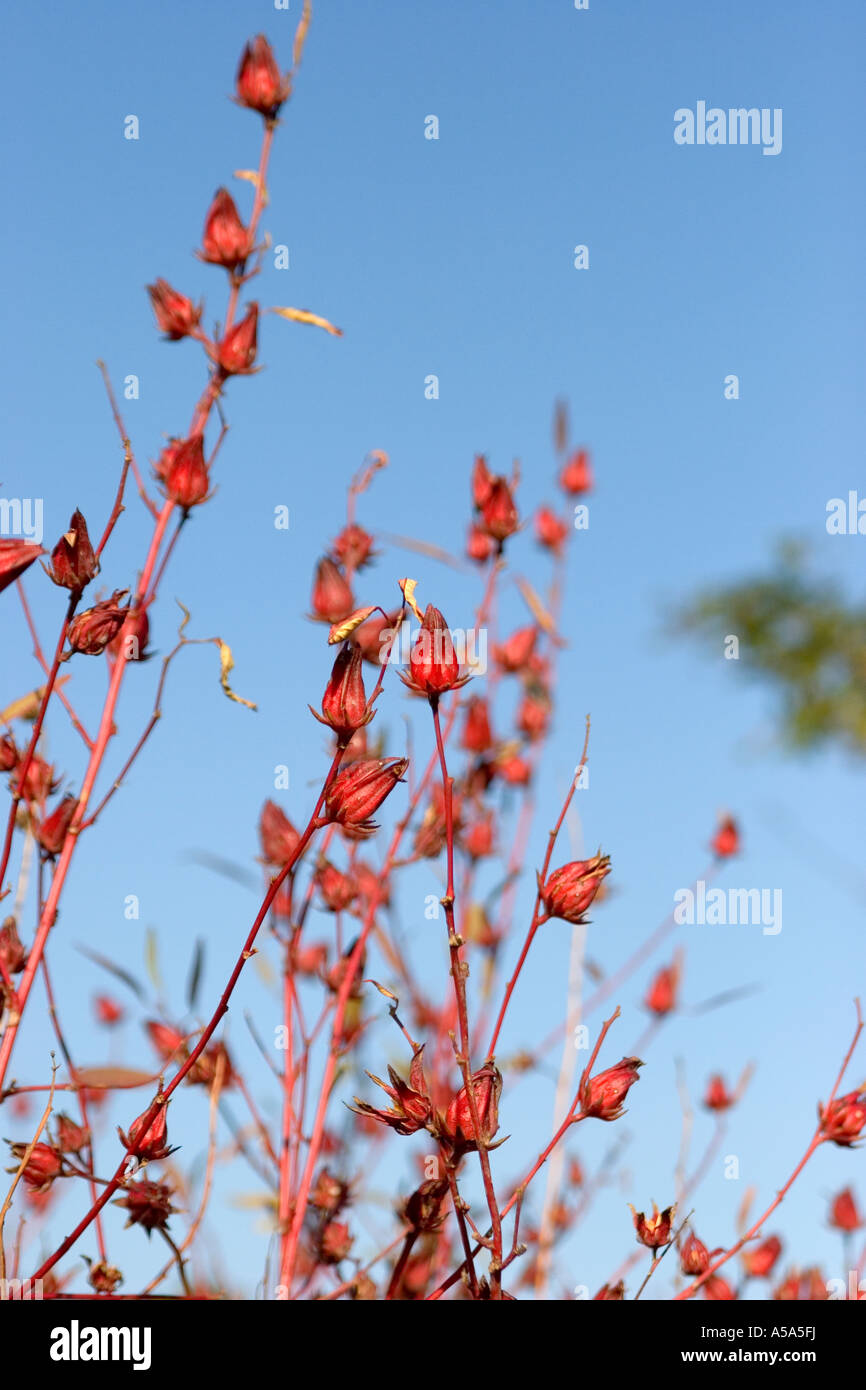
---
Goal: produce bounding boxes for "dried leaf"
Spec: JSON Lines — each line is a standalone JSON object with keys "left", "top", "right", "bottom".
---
{"left": 367, "top": 979, "right": 398, "bottom": 1003}
{"left": 516, "top": 576, "right": 559, "bottom": 639}
{"left": 293, "top": 0, "right": 312, "bottom": 71}
{"left": 218, "top": 640, "right": 257, "bottom": 711}
{"left": 144, "top": 926, "right": 163, "bottom": 994}
{"left": 554, "top": 399, "right": 568, "bottom": 455}
{"left": 270, "top": 307, "right": 343, "bottom": 337}
{"left": 75, "top": 944, "right": 146, "bottom": 1000}
{"left": 186, "top": 938, "right": 205, "bottom": 1011}
{"left": 75, "top": 1066, "right": 155, "bottom": 1090}
{"left": 1, "top": 681, "right": 68, "bottom": 724}
{"left": 234, "top": 168, "right": 268, "bottom": 206}
{"left": 329, "top": 606, "right": 376, "bottom": 645}
{"left": 399, "top": 578, "right": 423, "bottom": 622}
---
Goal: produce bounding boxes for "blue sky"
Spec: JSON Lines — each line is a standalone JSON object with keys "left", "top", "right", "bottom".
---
{"left": 1, "top": 0, "right": 864, "bottom": 1298}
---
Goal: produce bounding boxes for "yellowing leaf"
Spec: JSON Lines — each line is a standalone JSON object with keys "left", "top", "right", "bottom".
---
{"left": 329, "top": 606, "right": 376, "bottom": 645}
{"left": 399, "top": 578, "right": 423, "bottom": 622}
{"left": 234, "top": 169, "right": 268, "bottom": 206}
{"left": 270, "top": 307, "right": 343, "bottom": 337}
{"left": 74, "top": 1066, "right": 156, "bottom": 1090}
{"left": 218, "top": 640, "right": 258, "bottom": 711}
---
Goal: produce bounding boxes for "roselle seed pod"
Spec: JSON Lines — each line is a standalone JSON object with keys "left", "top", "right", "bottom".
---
{"left": 444, "top": 1063, "right": 502, "bottom": 1148}
{"left": 644, "top": 962, "right": 679, "bottom": 1016}
{"left": 45, "top": 510, "right": 97, "bottom": 593}
{"left": 145, "top": 1020, "right": 188, "bottom": 1064}
{"left": 216, "top": 302, "right": 258, "bottom": 375}
{"left": 466, "top": 522, "right": 495, "bottom": 564}
{"left": 579, "top": 1056, "right": 642, "bottom": 1122}
{"left": 630, "top": 1201, "right": 676, "bottom": 1250}
{"left": 461, "top": 695, "right": 493, "bottom": 753}
{"left": 351, "top": 1046, "right": 432, "bottom": 1136}
{"left": 541, "top": 852, "right": 611, "bottom": 925}
{"left": 493, "top": 625, "right": 537, "bottom": 674}
{"left": 156, "top": 434, "right": 209, "bottom": 509}
{"left": 534, "top": 505, "right": 568, "bottom": 552}
{"left": 94, "top": 994, "right": 124, "bottom": 1026}
{"left": 0, "top": 917, "right": 26, "bottom": 973}
{"left": 703, "top": 1275, "right": 737, "bottom": 1301}
{"left": 118, "top": 1097, "right": 174, "bottom": 1162}
{"left": 593, "top": 1280, "right": 625, "bottom": 1300}
{"left": 316, "top": 860, "right": 357, "bottom": 913}
{"left": 311, "top": 644, "right": 372, "bottom": 740}
{"left": 7, "top": 1140, "right": 63, "bottom": 1191}
{"left": 318, "top": 1220, "right": 352, "bottom": 1264}
{"left": 87, "top": 1262, "right": 123, "bottom": 1294}
{"left": 559, "top": 447, "right": 592, "bottom": 495}
{"left": 67, "top": 591, "right": 129, "bottom": 656}
{"left": 35, "top": 793, "right": 78, "bottom": 856}
{"left": 258, "top": 799, "right": 300, "bottom": 866}
{"left": 200, "top": 188, "right": 251, "bottom": 270}
{"left": 680, "top": 1231, "right": 710, "bottom": 1276}
{"left": 0, "top": 538, "right": 44, "bottom": 595}
{"left": 711, "top": 815, "right": 739, "bottom": 858}
{"left": 471, "top": 454, "right": 495, "bottom": 509}
{"left": 147, "top": 278, "right": 202, "bottom": 340}
{"left": 114, "top": 1180, "right": 177, "bottom": 1235}
{"left": 405, "top": 605, "right": 463, "bottom": 696}
{"left": 331, "top": 523, "right": 376, "bottom": 571}
{"left": 703, "top": 1074, "right": 735, "bottom": 1111}
{"left": 829, "top": 1187, "right": 862, "bottom": 1232}
{"left": 54, "top": 1112, "right": 90, "bottom": 1155}
{"left": 0, "top": 734, "right": 17, "bottom": 773}
{"left": 310, "top": 557, "right": 354, "bottom": 624}
{"left": 236, "top": 34, "right": 291, "bottom": 120}
{"left": 819, "top": 1088, "right": 866, "bottom": 1147}
{"left": 479, "top": 476, "right": 519, "bottom": 542}
{"left": 323, "top": 757, "right": 407, "bottom": 837}
{"left": 743, "top": 1235, "right": 782, "bottom": 1279}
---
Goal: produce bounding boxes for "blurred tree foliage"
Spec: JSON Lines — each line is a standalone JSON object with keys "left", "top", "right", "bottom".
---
{"left": 677, "top": 542, "right": 866, "bottom": 756}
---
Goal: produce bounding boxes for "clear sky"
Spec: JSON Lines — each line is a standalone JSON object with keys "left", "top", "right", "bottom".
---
{"left": 1, "top": 0, "right": 864, "bottom": 1298}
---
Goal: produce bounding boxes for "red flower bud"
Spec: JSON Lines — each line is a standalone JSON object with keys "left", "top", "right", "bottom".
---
{"left": 493, "top": 625, "right": 537, "bottom": 674}
{"left": 351, "top": 1046, "right": 432, "bottom": 1136}
{"left": 0, "top": 735, "right": 17, "bottom": 773}
{"left": 680, "top": 1231, "right": 710, "bottom": 1275}
{"left": 318, "top": 1220, "right": 353, "bottom": 1264}
{"left": 479, "top": 476, "right": 519, "bottom": 543}
{"left": 630, "top": 1200, "right": 676, "bottom": 1250}
{"left": 819, "top": 1088, "right": 866, "bottom": 1147}
{"left": 541, "top": 852, "right": 611, "bottom": 924}
{"left": 534, "top": 505, "right": 568, "bottom": 552}
{"left": 405, "top": 605, "right": 463, "bottom": 696}
{"left": 711, "top": 815, "right": 739, "bottom": 858}
{"left": 259, "top": 800, "right": 301, "bottom": 866}
{"left": 332, "top": 523, "right": 376, "bottom": 571}
{"left": 495, "top": 752, "right": 532, "bottom": 785}
{"left": 517, "top": 689, "right": 551, "bottom": 741}
{"left": 94, "top": 994, "right": 124, "bottom": 1026}
{"left": 444, "top": 1062, "right": 502, "bottom": 1148}
{"left": 145, "top": 1020, "right": 188, "bottom": 1064}
{"left": 743, "top": 1235, "right": 782, "bottom": 1279}
{"left": 156, "top": 434, "right": 210, "bottom": 508}
{"left": 45, "top": 510, "right": 97, "bottom": 593}
{"left": 0, "top": 539, "right": 44, "bottom": 595}
{"left": 462, "top": 813, "right": 495, "bottom": 860}
{"left": 114, "top": 1179, "right": 178, "bottom": 1235}
{"left": 471, "top": 454, "right": 495, "bottom": 509}
{"left": 118, "top": 1097, "right": 174, "bottom": 1162}
{"left": 200, "top": 188, "right": 251, "bottom": 270}
{"left": 147, "top": 278, "right": 202, "bottom": 340}
{"left": 54, "top": 1112, "right": 90, "bottom": 1154}
{"left": 108, "top": 607, "right": 150, "bottom": 664}
{"left": 35, "top": 794, "right": 78, "bottom": 856}
{"left": 466, "top": 522, "right": 495, "bottom": 564}
{"left": 67, "top": 591, "right": 129, "bottom": 656}
{"left": 559, "top": 448, "right": 592, "bottom": 495}
{"left": 235, "top": 35, "right": 290, "bottom": 120}
{"left": 311, "top": 644, "right": 372, "bottom": 740}
{"left": 316, "top": 860, "right": 357, "bottom": 913}
{"left": 323, "top": 757, "right": 408, "bottom": 838}
{"left": 310, "top": 557, "right": 354, "bottom": 624}
{"left": 703, "top": 1274, "right": 737, "bottom": 1300}
{"left": 216, "top": 302, "right": 258, "bottom": 375}
{"left": 0, "top": 917, "right": 25, "bottom": 974}
{"left": 579, "top": 1056, "right": 643, "bottom": 1121}
{"left": 461, "top": 695, "right": 493, "bottom": 753}
{"left": 703, "top": 1073, "right": 735, "bottom": 1111}
{"left": 829, "top": 1186, "right": 862, "bottom": 1232}
{"left": 644, "top": 961, "right": 679, "bottom": 1016}
{"left": 593, "top": 1280, "right": 625, "bottom": 1300}
{"left": 7, "top": 1140, "right": 63, "bottom": 1190}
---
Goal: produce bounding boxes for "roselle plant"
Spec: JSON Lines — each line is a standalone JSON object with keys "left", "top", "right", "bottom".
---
{"left": 0, "top": 14, "right": 863, "bottom": 1307}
